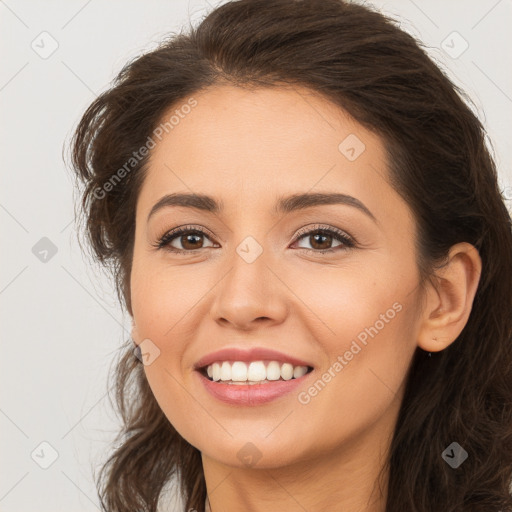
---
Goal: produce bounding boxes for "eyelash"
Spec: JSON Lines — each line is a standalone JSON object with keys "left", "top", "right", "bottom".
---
{"left": 153, "top": 224, "right": 355, "bottom": 255}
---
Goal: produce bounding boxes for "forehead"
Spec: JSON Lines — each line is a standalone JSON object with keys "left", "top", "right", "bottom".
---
{"left": 139, "top": 84, "right": 390, "bottom": 212}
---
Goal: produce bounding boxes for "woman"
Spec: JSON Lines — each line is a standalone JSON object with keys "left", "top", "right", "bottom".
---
{"left": 69, "top": 0, "right": 512, "bottom": 510}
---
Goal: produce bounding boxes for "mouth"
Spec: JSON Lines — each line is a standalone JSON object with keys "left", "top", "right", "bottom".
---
{"left": 195, "top": 359, "right": 315, "bottom": 406}
{"left": 197, "top": 360, "right": 314, "bottom": 384}
{"left": 193, "top": 346, "right": 315, "bottom": 405}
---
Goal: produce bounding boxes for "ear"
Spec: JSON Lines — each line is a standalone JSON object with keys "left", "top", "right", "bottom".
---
{"left": 417, "top": 242, "right": 482, "bottom": 352}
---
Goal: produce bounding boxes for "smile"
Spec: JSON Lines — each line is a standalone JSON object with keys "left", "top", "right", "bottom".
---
{"left": 195, "top": 361, "right": 314, "bottom": 406}
{"left": 202, "top": 360, "right": 312, "bottom": 383}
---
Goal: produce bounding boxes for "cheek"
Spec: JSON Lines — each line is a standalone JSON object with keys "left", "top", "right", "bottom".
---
{"left": 129, "top": 258, "right": 216, "bottom": 420}
{"left": 293, "top": 294, "right": 418, "bottom": 456}
{"left": 285, "top": 259, "right": 410, "bottom": 346}
{"left": 141, "top": 359, "right": 205, "bottom": 450}
{"left": 288, "top": 255, "right": 420, "bottom": 410}
{"left": 130, "top": 256, "right": 201, "bottom": 343}
{"left": 130, "top": 260, "right": 201, "bottom": 443}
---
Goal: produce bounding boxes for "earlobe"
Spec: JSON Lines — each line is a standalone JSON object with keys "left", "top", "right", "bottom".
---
{"left": 417, "top": 242, "right": 482, "bottom": 353}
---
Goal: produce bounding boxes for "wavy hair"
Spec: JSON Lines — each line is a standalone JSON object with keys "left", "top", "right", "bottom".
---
{"left": 68, "top": 0, "right": 512, "bottom": 510}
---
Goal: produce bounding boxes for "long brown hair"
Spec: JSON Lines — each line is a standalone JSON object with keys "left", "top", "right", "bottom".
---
{"left": 68, "top": 0, "right": 512, "bottom": 510}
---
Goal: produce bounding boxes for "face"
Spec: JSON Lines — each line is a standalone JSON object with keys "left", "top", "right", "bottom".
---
{"left": 130, "top": 84, "right": 424, "bottom": 469}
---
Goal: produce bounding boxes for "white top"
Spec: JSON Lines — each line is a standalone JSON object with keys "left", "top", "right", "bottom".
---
{"left": 205, "top": 496, "right": 212, "bottom": 512}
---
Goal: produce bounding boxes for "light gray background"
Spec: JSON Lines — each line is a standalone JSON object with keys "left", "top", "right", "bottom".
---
{"left": 1, "top": 0, "right": 511, "bottom": 510}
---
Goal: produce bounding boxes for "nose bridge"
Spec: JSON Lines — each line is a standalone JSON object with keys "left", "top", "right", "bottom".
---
{"left": 209, "top": 223, "right": 288, "bottom": 328}
{"left": 223, "top": 231, "right": 272, "bottom": 302}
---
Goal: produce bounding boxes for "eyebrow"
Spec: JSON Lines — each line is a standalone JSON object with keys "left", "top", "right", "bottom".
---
{"left": 147, "top": 192, "right": 376, "bottom": 223}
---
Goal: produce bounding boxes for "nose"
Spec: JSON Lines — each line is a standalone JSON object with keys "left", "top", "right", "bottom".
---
{"left": 209, "top": 246, "right": 289, "bottom": 331}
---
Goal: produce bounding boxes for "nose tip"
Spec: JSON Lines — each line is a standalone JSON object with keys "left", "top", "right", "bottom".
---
{"left": 209, "top": 253, "right": 289, "bottom": 331}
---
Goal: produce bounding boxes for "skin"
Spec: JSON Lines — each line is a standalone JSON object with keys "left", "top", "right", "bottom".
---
{"left": 129, "top": 84, "right": 482, "bottom": 512}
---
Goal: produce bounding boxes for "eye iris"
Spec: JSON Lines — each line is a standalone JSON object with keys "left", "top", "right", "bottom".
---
{"left": 310, "top": 232, "right": 332, "bottom": 250}
{"left": 181, "top": 233, "right": 203, "bottom": 250}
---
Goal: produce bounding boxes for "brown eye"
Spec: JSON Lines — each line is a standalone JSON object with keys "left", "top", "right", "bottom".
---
{"left": 292, "top": 225, "right": 355, "bottom": 254}
{"left": 155, "top": 226, "right": 217, "bottom": 254}
{"left": 305, "top": 232, "right": 335, "bottom": 251}
{"left": 154, "top": 224, "right": 354, "bottom": 255}
{"left": 179, "top": 232, "right": 206, "bottom": 250}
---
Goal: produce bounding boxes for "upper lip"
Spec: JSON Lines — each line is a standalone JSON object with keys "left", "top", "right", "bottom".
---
{"left": 194, "top": 347, "right": 314, "bottom": 370}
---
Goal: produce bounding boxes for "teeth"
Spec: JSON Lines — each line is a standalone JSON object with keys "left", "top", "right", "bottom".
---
{"left": 231, "top": 361, "right": 247, "bottom": 381}
{"left": 204, "top": 360, "right": 310, "bottom": 383}
{"left": 247, "top": 361, "right": 267, "bottom": 381}
{"left": 266, "top": 361, "right": 281, "bottom": 381}
{"left": 281, "top": 363, "right": 293, "bottom": 381}
{"left": 220, "top": 361, "right": 231, "bottom": 381}
{"left": 293, "top": 365, "right": 308, "bottom": 378}
{"left": 212, "top": 362, "right": 221, "bottom": 381}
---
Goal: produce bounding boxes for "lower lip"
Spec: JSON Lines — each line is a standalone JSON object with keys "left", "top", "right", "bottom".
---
{"left": 196, "top": 370, "right": 313, "bottom": 406}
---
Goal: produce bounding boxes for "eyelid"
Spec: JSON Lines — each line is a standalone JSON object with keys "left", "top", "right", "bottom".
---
{"left": 293, "top": 223, "right": 354, "bottom": 242}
